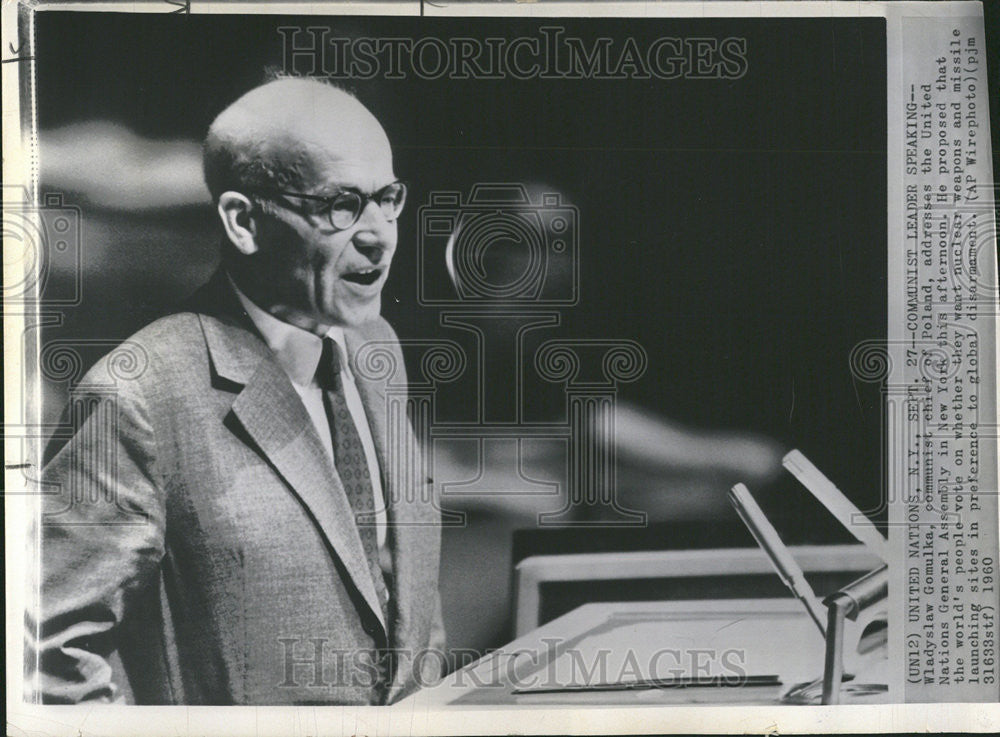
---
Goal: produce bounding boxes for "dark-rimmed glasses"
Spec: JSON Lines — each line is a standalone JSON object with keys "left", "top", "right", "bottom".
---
{"left": 251, "top": 181, "right": 407, "bottom": 230}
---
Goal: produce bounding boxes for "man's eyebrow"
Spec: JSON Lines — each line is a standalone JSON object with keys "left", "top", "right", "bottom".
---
{"left": 311, "top": 183, "right": 360, "bottom": 198}
{"left": 312, "top": 180, "right": 398, "bottom": 198}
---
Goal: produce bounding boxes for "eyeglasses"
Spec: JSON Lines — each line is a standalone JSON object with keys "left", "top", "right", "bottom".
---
{"left": 252, "top": 181, "right": 407, "bottom": 230}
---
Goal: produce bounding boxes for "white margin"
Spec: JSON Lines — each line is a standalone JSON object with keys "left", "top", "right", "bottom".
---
{"left": 3, "top": 1, "right": 998, "bottom": 735}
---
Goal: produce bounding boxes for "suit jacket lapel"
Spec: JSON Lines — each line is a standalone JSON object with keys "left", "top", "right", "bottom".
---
{"left": 194, "top": 275, "right": 387, "bottom": 633}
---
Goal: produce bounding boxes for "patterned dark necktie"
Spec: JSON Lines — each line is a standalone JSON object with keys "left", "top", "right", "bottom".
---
{"left": 317, "top": 337, "right": 391, "bottom": 627}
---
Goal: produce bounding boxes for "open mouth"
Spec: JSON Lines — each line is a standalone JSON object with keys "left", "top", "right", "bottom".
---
{"left": 341, "top": 268, "right": 382, "bottom": 286}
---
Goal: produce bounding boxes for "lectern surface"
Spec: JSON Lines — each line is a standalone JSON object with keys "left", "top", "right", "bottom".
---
{"left": 399, "top": 599, "right": 887, "bottom": 706}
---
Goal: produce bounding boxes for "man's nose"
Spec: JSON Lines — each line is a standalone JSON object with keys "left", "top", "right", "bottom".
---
{"left": 352, "top": 200, "right": 395, "bottom": 262}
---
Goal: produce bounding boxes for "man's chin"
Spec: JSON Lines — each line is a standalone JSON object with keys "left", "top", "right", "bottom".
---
{"left": 320, "top": 298, "right": 381, "bottom": 328}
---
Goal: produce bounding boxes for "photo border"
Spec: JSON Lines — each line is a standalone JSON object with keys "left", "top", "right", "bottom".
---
{"left": 4, "top": 1, "right": 998, "bottom": 734}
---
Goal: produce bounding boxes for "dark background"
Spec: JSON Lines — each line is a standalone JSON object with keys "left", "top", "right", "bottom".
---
{"left": 34, "top": 12, "right": 887, "bottom": 646}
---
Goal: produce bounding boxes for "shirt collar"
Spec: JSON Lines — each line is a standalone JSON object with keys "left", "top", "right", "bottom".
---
{"left": 228, "top": 273, "right": 349, "bottom": 388}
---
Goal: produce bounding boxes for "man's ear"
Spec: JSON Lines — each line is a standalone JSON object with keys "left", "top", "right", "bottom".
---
{"left": 217, "top": 192, "right": 259, "bottom": 256}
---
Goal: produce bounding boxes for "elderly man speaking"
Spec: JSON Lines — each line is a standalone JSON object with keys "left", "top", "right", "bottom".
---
{"left": 34, "top": 78, "right": 445, "bottom": 705}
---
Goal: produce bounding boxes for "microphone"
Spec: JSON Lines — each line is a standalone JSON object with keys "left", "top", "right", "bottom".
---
{"left": 729, "top": 483, "right": 827, "bottom": 636}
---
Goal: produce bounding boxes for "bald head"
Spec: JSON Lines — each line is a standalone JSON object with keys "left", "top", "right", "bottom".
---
{"left": 202, "top": 78, "right": 392, "bottom": 201}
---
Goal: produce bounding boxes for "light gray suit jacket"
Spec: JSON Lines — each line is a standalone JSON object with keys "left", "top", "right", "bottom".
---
{"left": 34, "top": 271, "right": 445, "bottom": 705}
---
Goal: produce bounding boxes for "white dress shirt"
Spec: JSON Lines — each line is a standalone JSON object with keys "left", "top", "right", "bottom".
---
{"left": 229, "top": 277, "right": 388, "bottom": 550}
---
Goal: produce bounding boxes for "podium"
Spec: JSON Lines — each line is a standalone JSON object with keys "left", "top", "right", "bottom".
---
{"left": 398, "top": 598, "right": 889, "bottom": 707}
